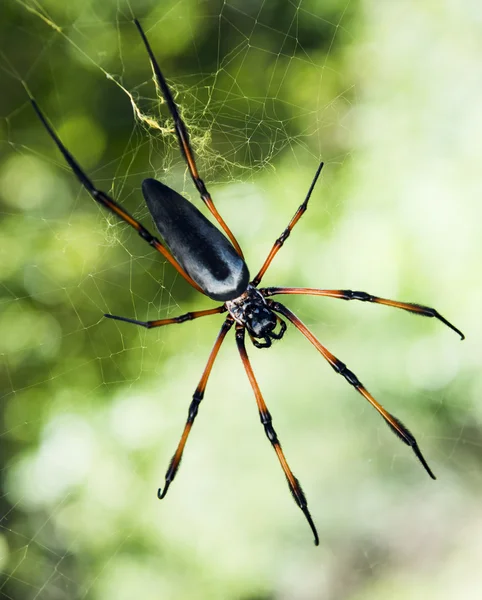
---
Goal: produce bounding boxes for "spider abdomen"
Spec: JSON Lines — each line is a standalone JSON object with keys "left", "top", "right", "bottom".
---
{"left": 142, "top": 178, "right": 249, "bottom": 301}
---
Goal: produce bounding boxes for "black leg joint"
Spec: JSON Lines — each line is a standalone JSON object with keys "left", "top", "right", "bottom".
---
{"left": 341, "top": 290, "right": 373, "bottom": 302}
{"left": 278, "top": 228, "right": 290, "bottom": 244}
{"left": 188, "top": 392, "right": 203, "bottom": 423}
{"left": 333, "top": 359, "right": 361, "bottom": 388}
{"left": 260, "top": 410, "right": 279, "bottom": 444}
{"left": 331, "top": 358, "right": 345, "bottom": 375}
{"left": 259, "top": 410, "right": 271, "bottom": 426}
{"left": 178, "top": 312, "right": 193, "bottom": 324}
{"left": 198, "top": 181, "right": 209, "bottom": 198}
{"left": 264, "top": 423, "right": 278, "bottom": 444}
{"left": 139, "top": 228, "right": 155, "bottom": 243}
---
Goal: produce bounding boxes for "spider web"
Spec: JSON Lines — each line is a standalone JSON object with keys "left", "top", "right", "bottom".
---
{"left": 1, "top": 0, "right": 481, "bottom": 598}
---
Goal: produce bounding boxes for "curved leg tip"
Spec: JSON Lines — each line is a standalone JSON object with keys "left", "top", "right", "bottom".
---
{"left": 302, "top": 507, "right": 320, "bottom": 547}
{"left": 104, "top": 313, "right": 149, "bottom": 327}
{"left": 436, "top": 312, "right": 465, "bottom": 340}
{"left": 412, "top": 444, "right": 436, "bottom": 480}
{"left": 157, "top": 487, "right": 167, "bottom": 500}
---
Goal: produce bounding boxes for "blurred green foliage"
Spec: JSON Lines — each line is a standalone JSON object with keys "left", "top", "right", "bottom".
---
{"left": 1, "top": 0, "right": 481, "bottom": 599}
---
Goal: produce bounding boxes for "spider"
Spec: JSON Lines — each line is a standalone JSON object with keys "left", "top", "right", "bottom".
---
{"left": 29, "top": 18, "right": 464, "bottom": 546}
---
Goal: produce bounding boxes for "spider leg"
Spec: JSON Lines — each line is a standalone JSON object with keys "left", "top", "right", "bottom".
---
{"left": 262, "top": 287, "right": 464, "bottom": 340}
{"left": 133, "top": 19, "right": 244, "bottom": 259}
{"left": 251, "top": 161, "right": 324, "bottom": 286}
{"left": 158, "top": 316, "right": 234, "bottom": 499}
{"left": 235, "top": 324, "right": 319, "bottom": 546}
{"left": 270, "top": 300, "right": 436, "bottom": 480}
{"left": 105, "top": 306, "right": 226, "bottom": 329}
{"left": 29, "top": 93, "right": 203, "bottom": 294}
{"left": 269, "top": 315, "right": 287, "bottom": 340}
{"left": 248, "top": 334, "right": 272, "bottom": 349}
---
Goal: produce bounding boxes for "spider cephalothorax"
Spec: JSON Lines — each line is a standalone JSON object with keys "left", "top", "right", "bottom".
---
{"left": 225, "top": 285, "right": 286, "bottom": 348}
{"left": 30, "top": 17, "right": 464, "bottom": 546}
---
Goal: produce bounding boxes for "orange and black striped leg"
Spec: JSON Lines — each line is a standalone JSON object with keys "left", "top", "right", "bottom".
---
{"left": 251, "top": 161, "right": 324, "bottom": 287}
{"left": 133, "top": 19, "right": 244, "bottom": 259}
{"left": 270, "top": 301, "right": 436, "bottom": 480}
{"left": 105, "top": 306, "right": 226, "bottom": 329}
{"left": 235, "top": 323, "right": 319, "bottom": 546}
{"left": 29, "top": 93, "right": 204, "bottom": 294}
{"left": 158, "top": 316, "right": 234, "bottom": 499}
{"left": 262, "top": 287, "right": 464, "bottom": 340}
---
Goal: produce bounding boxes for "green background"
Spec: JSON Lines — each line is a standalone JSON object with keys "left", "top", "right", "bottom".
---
{"left": 1, "top": 0, "right": 481, "bottom": 598}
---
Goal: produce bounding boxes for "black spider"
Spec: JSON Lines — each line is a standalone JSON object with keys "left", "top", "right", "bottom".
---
{"left": 29, "top": 18, "right": 464, "bottom": 545}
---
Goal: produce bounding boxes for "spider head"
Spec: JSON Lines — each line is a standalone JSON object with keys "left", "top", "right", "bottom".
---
{"left": 246, "top": 305, "right": 278, "bottom": 338}
{"left": 225, "top": 285, "right": 287, "bottom": 347}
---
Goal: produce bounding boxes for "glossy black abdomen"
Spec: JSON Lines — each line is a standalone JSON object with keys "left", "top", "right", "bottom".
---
{"left": 142, "top": 178, "right": 249, "bottom": 301}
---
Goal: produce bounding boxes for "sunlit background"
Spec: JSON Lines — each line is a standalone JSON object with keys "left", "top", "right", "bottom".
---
{"left": 1, "top": 0, "right": 481, "bottom": 598}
